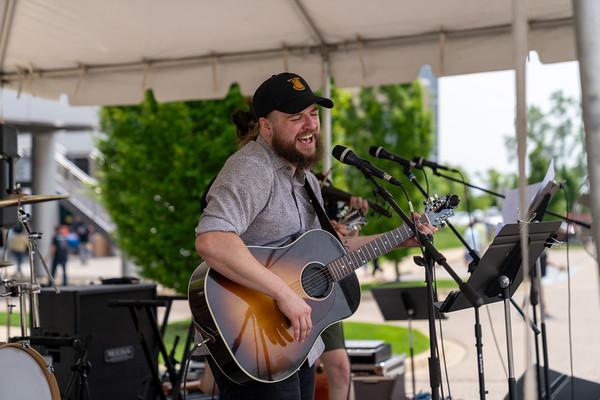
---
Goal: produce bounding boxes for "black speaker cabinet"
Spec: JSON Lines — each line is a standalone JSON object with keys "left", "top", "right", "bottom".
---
{"left": 37, "top": 284, "right": 157, "bottom": 400}
{"left": 505, "top": 367, "right": 600, "bottom": 400}
{"left": 353, "top": 374, "right": 406, "bottom": 400}
{"left": 0, "top": 124, "right": 18, "bottom": 227}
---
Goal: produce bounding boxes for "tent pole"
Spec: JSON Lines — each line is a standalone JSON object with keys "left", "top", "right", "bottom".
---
{"left": 512, "top": 1, "right": 534, "bottom": 399}
{"left": 322, "top": 59, "right": 332, "bottom": 175}
{"left": 574, "top": 0, "right": 600, "bottom": 302}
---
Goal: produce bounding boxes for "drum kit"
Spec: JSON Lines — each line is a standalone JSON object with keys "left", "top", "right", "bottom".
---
{"left": 0, "top": 192, "right": 69, "bottom": 400}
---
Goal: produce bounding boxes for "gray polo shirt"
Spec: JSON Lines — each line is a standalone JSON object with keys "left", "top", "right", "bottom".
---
{"left": 196, "top": 135, "right": 324, "bottom": 245}
{"left": 195, "top": 135, "right": 327, "bottom": 362}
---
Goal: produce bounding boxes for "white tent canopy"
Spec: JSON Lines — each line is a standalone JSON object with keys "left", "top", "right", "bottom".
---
{"left": 0, "top": 0, "right": 575, "bottom": 105}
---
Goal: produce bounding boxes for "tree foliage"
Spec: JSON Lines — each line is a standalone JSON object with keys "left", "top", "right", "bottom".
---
{"left": 331, "top": 82, "right": 434, "bottom": 262}
{"left": 97, "top": 88, "right": 247, "bottom": 293}
{"left": 503, "top": 90, "right": 585, "bottom": 214}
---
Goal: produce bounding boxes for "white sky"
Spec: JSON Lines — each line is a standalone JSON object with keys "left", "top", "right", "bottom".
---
{"left": 439, "top": 54, "right": 582, "bottom": 182}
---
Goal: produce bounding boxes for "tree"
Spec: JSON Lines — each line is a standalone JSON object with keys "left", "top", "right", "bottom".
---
{"left": 504, "top": 90, "right": 585, "bottom": 214}
{"left": 97, "top": 87, "right": 247, "bottom": 293}
{"left": 330, "top": 82, "right": 434, "bottom": 274}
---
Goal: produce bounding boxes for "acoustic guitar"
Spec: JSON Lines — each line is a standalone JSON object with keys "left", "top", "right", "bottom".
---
{"left": 188, "top": 195, "right": 458, "bottom": 384}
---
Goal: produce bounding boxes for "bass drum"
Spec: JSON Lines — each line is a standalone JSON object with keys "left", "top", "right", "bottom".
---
{"left": 0, "top": 342, "right": 60, "bottom": 400}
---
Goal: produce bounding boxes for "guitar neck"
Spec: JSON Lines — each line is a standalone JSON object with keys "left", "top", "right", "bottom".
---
{"left": 326, "top": 222, "right": 416, "bottom": 282}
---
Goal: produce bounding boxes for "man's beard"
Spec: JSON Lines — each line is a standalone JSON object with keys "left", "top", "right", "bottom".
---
{"left": 271, "top": 130, "right": 321, "bottom": 170}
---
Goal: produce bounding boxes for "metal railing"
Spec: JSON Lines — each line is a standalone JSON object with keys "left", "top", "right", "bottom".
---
{"left": 54, "top": 149, "right": 115, "bottom": 236}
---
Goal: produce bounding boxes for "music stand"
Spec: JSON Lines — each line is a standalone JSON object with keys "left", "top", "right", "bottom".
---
{"left": 372, "top": 285, "right": 443, "bottom": 397}
{"left": 436, "top": 221, "right": 560, "bottom": 400}
{"left": 436, "top": 222, "right": 559, "bottom": 313}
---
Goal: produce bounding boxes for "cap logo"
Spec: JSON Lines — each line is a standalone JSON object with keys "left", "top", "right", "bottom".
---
{"left": 288, "top": 77, "right": 306, "bottom": 91}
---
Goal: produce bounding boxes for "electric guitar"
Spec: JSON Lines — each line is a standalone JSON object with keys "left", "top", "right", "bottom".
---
{"left": 188, "top": 194, "right": 458, "bottom": 384}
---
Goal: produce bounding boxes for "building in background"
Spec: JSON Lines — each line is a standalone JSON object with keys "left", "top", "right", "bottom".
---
{"left": 1, "top": 90, "right": 114, "bottom": 269}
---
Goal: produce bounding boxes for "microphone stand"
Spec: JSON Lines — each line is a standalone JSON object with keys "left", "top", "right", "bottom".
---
{"left": 427, "top": 167, "right": 561, "bottom": 400}
{"left": 397, "top": 164, "right": 541, "bottom": 399}
{"left": 402, "top": 166, "right": 488, "bottom": 400}
{"left": 360, "top": 171, "right": 483, "bottom": 400}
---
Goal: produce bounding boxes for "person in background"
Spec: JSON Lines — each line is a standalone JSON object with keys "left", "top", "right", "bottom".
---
{"left": 9, "top": 223, "right": 28, "bottom": 276}
{"left": 73, "top": 215, "right": 91, "bottom": 264}
{"left": 50, "top": 225, "right": 70, "bottom": 286}
{"left": 322, "top": 196, "right": 368, "bottom": 400}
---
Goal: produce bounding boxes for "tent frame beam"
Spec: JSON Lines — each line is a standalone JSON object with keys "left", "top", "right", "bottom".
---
{"left": 0, "top": 0, "right": 16, "bottom": 71}
{"left": 290, "top": 0, "right": 328, "bottom": 51}
{"left": 0, "top": 17, "right": 573, "bottom": 83}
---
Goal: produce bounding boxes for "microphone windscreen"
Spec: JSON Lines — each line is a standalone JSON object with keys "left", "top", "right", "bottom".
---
{"left": 332, "top": 145, "right": 349, "bottom": 162}
{"left": 368, "top": 146, "right": 381, "bottom": 158}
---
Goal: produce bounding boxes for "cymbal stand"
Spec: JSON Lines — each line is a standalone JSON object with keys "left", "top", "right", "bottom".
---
{"left": 0, "top": 280, "right": 37, "bottom": 337}
{"left": 499, "top": 275, "right": 516, "bottom": 400}
{"left": 1, "top": 227, "right": 10, "bottom": 267}
{"left": 17, "top": 205, "right": 59, "bottom": 333}
{"left": 1, "top": 228, "right": 13, "bottom": 337}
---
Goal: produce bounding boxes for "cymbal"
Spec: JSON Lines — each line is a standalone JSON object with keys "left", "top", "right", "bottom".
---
{"left": 0, "top": 260, "right": 14, "bottom": 268}
{"left": 0, "top": 193, "right": 69, "bottom": 208}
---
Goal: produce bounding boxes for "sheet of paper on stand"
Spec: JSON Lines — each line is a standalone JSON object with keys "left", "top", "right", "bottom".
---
{"left": 501, "top": 160, "right": 555, "bottom": 224}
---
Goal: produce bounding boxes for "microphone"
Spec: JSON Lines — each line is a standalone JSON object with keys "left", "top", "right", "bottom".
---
{"left": 332, "top": 145, "right": 402, "bottom": 186}
{"left": 412, "top": 156, "right": 459, "bottom": 173}
{"left": 369, "top": 146, "right": 416, "bottom": 169}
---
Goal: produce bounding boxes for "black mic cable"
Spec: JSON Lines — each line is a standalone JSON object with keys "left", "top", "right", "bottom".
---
{"left": 413, "top": 156, "right": 460, "bottom": 173}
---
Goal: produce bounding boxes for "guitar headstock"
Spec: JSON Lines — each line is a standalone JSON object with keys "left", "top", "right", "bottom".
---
{"left": 422, "top": 194, "right": 460, "bottom": 228}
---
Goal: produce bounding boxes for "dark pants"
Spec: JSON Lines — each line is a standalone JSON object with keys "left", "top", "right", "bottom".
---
{"left": 208, "top": 357, "right": 315, "bottom": 400}
{"left": 11, "top": 251, "right": 25, "bottom": 274}
{"left": 51, "top": 258, "right": 68, "bottom": 286}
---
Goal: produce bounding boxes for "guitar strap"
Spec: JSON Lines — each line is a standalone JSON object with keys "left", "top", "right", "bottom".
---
{"left": 304, "top": 180, "right": 343, "bottom": 245}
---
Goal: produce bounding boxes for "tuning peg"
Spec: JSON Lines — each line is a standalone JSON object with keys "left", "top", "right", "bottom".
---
{"left": 447, "top": 194, "right": 460, "bottom": 207}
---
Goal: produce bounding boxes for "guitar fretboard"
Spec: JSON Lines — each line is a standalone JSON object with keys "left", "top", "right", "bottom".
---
{"left": 326, "top": 222, "right": 415, "bottom": 282}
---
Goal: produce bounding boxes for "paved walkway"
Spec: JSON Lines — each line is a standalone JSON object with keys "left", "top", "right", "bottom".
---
{"left": 351, "top": 247, "right": 600, "bottom": 399}
{"left": 2, "top": 247, "right": 599, "bottom": 399}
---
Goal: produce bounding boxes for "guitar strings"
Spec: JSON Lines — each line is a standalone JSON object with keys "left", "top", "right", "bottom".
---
{"left": 191, "top": 216, "right": 446, "bottom": 338}
{"left": 288, "top": 230, "right": 407, "bottom": 293}
{"left": 288, "top": 230, "right": 402, "bottom": 292}
{"left": 193, "top": 229, "right": 412, "bottom": 314}
{"left": 263, "top": 227, "right": 412, "bottom": 296}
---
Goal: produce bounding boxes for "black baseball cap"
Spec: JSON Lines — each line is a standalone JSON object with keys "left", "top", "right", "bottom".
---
{"left": 252, "top": 72, "right": 334, "bottom": 119}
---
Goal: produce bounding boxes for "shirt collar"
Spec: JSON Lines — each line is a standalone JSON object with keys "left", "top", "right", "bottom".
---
{"left": 255, "top": 135, "right": 308, "bottom": 185}
{"left": 256, "top": 134, "right": 293, "bottom": 171}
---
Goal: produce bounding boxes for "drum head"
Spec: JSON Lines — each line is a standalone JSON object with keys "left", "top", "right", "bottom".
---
{"left": 0, "top": 343, "right": 60, "bottom": 400}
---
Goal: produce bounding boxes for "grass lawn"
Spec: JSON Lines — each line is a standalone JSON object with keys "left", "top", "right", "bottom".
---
{"left": 161, "top": 320, "right": 194, "bottom": 365}
{"left": 0, "top": 311, "right": 23, "bottom": 326}
{"left": 425, "top": 227, "right": 464, "bottom": 250}
{"left": 163, "top": 319, "right": 429, "bottom": 365}
{"left": 360, "top": 279, "right": 457, "bottom": 293}
{"left": 343, "top": 321, "right": 428, "bottom": 355}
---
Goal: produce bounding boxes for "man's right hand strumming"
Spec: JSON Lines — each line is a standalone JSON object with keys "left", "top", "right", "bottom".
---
{"left": 196, "top": 231, "right": 313, "bottom": 343}
{"left": 274, "top": 287, "right": 312, "bottom": 342}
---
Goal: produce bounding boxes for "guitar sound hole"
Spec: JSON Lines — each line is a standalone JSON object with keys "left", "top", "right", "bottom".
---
{"left": 301, "top": 263, "right": 333, "bottom": 299}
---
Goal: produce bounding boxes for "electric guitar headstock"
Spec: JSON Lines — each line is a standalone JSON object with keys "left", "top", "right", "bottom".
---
{"left": 421, "top": 194, "right": 460, "bottom": 228}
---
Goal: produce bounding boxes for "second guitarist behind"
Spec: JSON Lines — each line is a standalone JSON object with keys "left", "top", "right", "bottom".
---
{"left": 195, "top": 72, "right": 435, "bottom": 400}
